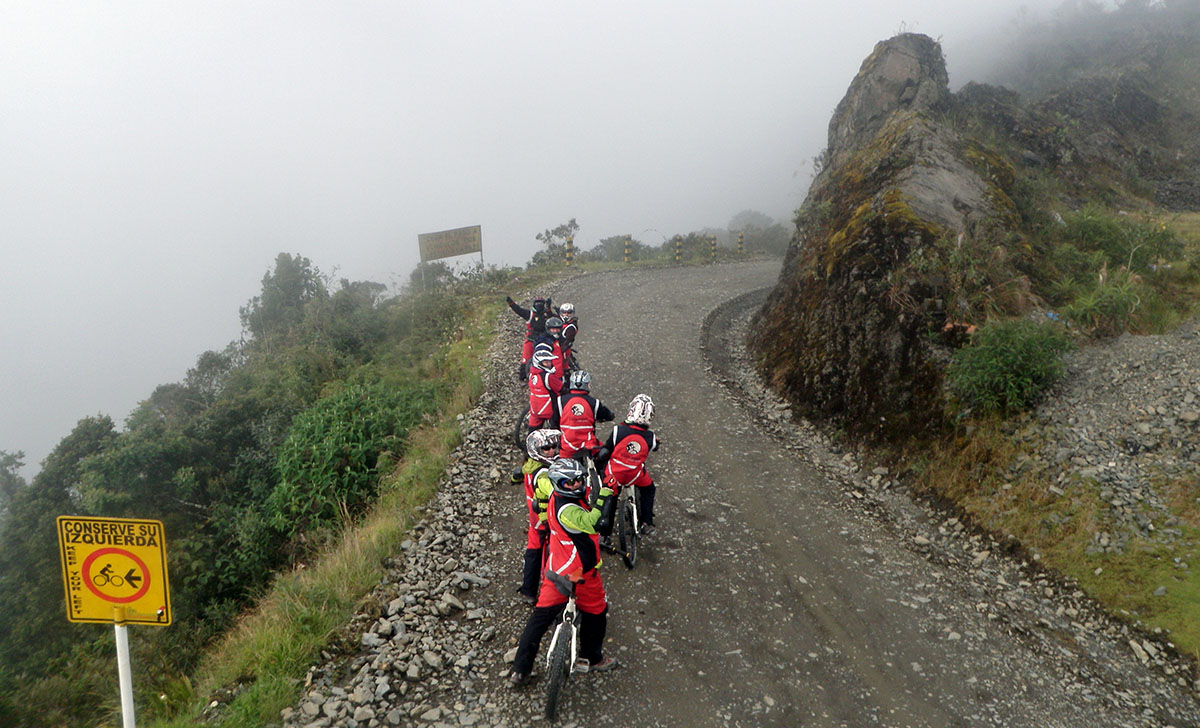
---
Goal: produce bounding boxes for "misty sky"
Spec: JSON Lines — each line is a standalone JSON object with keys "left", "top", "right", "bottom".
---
{"left": 2, "top": 1, "right": 1046, "bottom": 478}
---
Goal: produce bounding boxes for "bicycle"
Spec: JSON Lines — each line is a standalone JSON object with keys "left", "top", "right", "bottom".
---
{"left": 613, "top": 483, "right": 640, "bottom": 570}
{"left": 543, "top": 570, "right": 582, "bottom": 721}
{"left": 513, "top": 407, "right": 534, "bottom": 453}
{"left": 590, "top": 457, "right": 639, "bottom": 570}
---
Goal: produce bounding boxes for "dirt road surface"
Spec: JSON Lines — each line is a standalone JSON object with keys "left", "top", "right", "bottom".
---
{"left": 478, "top": 260, "right": 1200, "bottom": 727}
{"left": 285, "top": 260, "right": 1200, "bottom": 728}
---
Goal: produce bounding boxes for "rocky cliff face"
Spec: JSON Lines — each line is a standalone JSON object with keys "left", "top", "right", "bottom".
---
{"left": 752, "top": 34, "right": 1013, "bottom": 439}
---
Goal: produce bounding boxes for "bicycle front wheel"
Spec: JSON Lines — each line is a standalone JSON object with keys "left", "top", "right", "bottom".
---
{"left": 618, "top": 497, "right": 639, "bottom": 569}
{"left": 513, "top": 408, "right": 533, "bottom": 453}
{"left": 544, "top": 622, "right": 573, "bottom": 720}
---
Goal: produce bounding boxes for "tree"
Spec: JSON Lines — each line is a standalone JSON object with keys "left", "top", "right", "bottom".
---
{"left": 408, "top": 261, "right": 457, "bottom": 293}
{"left": 535, "top": 218, "right": 579, "bottom": 249}
{"left": 578, "top": 234, "right": 654, "bottom": 263}
{"left": 0, "top": 450, "right": 25, "bottom": 526}
{"left": 529, "top": 218, "right": 579, "bottom": 268}
{"left": 239, "top": 253, "right": 328, "bottom": 343}
{"left": 0, "top": 417, "right": 116, "bottom": 677}
{"left": 728, "top": 210, "right": 774, "bottom": 231}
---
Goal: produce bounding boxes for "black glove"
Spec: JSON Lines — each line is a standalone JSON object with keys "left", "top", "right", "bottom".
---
{"left": 596, "top": 487, "right": 616, "bottom": 535}
{"left": 506, "top": 295, "right": 514, "bottom": 305}
{"left": 510, "top": 467, "right": 523, "bottom": 484}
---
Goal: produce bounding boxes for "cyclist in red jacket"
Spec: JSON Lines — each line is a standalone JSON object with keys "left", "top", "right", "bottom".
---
{"left": 556, "top": 370, "right": 614, "bottom": 459}
{"left": 598, "top": 394, "right": 660, "bottom": 536}
{"left": 558, "top": 302, "right": 578, "bottom": 368}
{"left": 527, "top": 348, "right": 563, "bottom": 428}
{"left": 532, "top": 317, "right": 567, "bottom": 378}
{"left": 509, "top": 458, "right": 618, "bottom": 686}
{"left": 511, "top": 429, "right": 561, "bottom": 605}
{"left": 506, "top": 295, "right": 553, "bottom": 378}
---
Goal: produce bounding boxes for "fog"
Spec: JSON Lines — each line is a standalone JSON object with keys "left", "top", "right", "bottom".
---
{"left": 1, "top": 1, "right": 1045, "bottom": 478}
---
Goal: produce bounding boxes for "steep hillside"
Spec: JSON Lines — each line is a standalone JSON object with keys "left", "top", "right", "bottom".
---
{"left": 749, "top": 4, "right": 1200, "bottom": 661}
{"left": 752, "top": 13, "right": 1200, "bottom": 440}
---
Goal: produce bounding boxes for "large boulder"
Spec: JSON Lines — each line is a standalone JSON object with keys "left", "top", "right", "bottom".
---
{"left": 752, "top": 34, "right": 1014, "bottom": 439}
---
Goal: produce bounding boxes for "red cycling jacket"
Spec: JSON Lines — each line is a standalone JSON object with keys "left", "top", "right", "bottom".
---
{"left": 527, "top": 366, "right": 563, "bottom": 420}
{"left": 557, "top": 390, "right": 614, "bottom": 457}
{"left": 602, "top": 421, "right": 658, "bottom": 487}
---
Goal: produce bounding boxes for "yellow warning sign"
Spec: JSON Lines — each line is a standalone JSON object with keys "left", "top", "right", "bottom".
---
{"left": 57, "top": 516, "right": 171, "bottom": 626}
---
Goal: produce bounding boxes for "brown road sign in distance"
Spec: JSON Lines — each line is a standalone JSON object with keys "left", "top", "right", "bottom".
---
{"left": 418, "top": 225, "right": 482, "bottom": 262}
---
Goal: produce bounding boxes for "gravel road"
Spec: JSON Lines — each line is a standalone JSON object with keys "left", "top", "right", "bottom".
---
{"left": 280, "top": 260, "right": 1200, "bottom": 728}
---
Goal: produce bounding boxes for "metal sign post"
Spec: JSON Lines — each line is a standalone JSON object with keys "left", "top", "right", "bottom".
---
{"left": 115, "top": 608, "right": 136, "bottom": 728}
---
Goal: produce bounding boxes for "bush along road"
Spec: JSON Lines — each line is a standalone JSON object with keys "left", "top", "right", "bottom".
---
{"left": 278, "top": 259, "right": 1200, "bottom": 728}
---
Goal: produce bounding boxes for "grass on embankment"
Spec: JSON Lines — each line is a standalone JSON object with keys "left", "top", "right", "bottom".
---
{"left": 150, "top": 304, "right": 499, "bottom": 728}
{"left": 913, "top": 420, "right": 1200, "bottom": 663}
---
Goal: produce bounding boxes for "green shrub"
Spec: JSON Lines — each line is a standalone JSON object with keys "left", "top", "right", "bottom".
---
{"left": 947, "top": 318, "right": 1073, "bottom": 414}
{"left": 1062, "top": 269, "right": 1142, "bottom": 336}
{"left": 1058, "top": 205, "right": 1180, "bottom": 272}
{"left": 268, "top": 381, "right": 439, "bottom": 539}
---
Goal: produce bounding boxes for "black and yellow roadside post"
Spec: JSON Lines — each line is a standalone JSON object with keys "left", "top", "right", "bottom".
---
{"left": 674, "top": 235, "right": 682, "bottom": 263}
{"left": 710, "top": 235, "right": 717, "bottom": 262}
{"left": 58, "top": 516, "right": 172, "bottom": 728}
{"left": 738, "top": 231, "right": 744, "bottom": 255}
{"left": 565, "top": 234, "right": 575, "bottom": 267}
{"left": 624, "top": 234, "right": 632, "bottom": 264}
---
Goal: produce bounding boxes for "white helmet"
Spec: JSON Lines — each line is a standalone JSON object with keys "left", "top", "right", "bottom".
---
{"left": 532, "top": 348, "right": 555, "bottom": 371}
{"left": 559, "top": 302, "right": 575, "bottom": 316}
{"left": 626, "top": 393, "right": 654, "bottom": 426}
{"left": 526, "top": 429, "right": 561, "bottom": 463}
{"left": 548, "top": 457, "right": 587, "bottom": 498}
{"left": 568, "top": 369, "right": 591, "bottom": 391}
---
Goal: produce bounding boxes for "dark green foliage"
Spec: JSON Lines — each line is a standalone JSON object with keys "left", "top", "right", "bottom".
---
{"left": 0, "top": 450, "right": 25, "bottom": 526}
{"left": 409, "top": 261, "right": 457, "bottom": 292}
{"left": 0, "top": 251, "right": 476, "bottom": 724}
{"left": 269, "top": 381, "right": 439, "bottom": 538}
{"left": 1041, "top": 207, "right": 1187, "bottom": 335}
{"left": 1056, "top": 205, "right": 1180, "bottom": 272}
{"left": 576, "top": 234, "right": 655, "bottom": 263}
{"left": 947, "top": 319, "right": 1073, "bottom": 413}
{"left": 0, "top": 417, "right": 116, "bottom": 724}
{"left": 239, "top": 253, "right": 328, "bottom": 343}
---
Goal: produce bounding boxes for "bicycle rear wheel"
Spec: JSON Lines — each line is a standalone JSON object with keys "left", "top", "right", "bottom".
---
{"left": 513, "top": 408, "right": 532, "bottom": 453}
{"left": 544, "top": 622, "right": 573, "bottom": 720}
{"left": 617, "top": 496, "right": 639, "bottom": 569}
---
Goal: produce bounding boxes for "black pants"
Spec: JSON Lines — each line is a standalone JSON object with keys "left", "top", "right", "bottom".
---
{"left": 512, "top": 604, "right": 608, "bottom": 676}
{"left": 639, "top": 482, "right": 656, "bottom": 526}
{"left": 520, "top": 530, "right": 547, "bottom": 598}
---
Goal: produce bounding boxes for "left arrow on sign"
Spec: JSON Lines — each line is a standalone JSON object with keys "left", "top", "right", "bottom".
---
{"left": 125, "top": 569, "right": 142, "bottom": 589}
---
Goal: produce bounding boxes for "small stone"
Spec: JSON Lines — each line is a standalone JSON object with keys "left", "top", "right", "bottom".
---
{"left": 420, "top": 707, "right": 442, "bottom": 721}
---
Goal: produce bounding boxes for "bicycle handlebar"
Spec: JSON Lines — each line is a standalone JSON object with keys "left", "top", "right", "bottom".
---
{"left": 545, "top": 569, "right": 580, "bottom": 598}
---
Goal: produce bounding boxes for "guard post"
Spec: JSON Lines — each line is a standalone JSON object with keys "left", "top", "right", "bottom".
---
{"left": 738, "top": 231, "right": 744, "bottom": 255}
{"left": 624, "top": 234, "right": 632, "bottom": 264}
{"left": 710, "top": 235, "right": 717, "bottom": 261}
{"left": 565, "top": 234, "right": 575, "bottom": 267}
{"left": 674, "top": 235, "right": 682, "bottom": 263}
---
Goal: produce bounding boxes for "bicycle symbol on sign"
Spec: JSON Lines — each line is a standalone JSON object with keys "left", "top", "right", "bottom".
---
{"left": 92, "top": 563, "right": 142, "bottom": 590}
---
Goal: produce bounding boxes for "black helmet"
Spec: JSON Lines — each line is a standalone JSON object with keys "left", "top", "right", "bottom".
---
{"left": 545, "top": 316, "right": 563, "bottom": 333}
{"left": 532, "top": 298, "right": 548, "bottom": 314}
{"left": 548, "top": 458, "right": 586, "bottom": 498}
